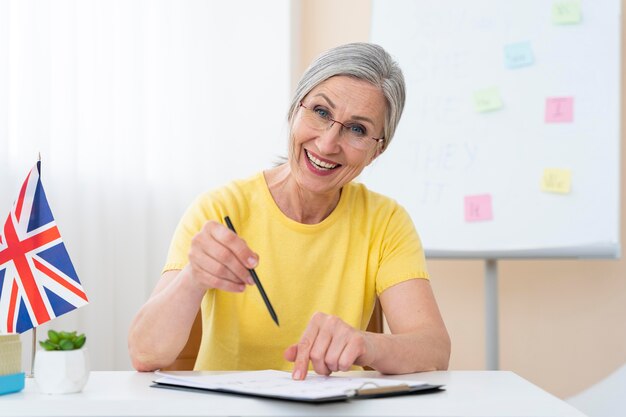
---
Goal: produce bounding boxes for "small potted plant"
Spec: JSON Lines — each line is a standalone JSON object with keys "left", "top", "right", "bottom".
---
{"left": 34, "top": 330, "right": 89, "bottom": 394}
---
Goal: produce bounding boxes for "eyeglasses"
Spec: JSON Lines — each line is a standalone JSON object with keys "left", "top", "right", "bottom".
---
{"left": 299, "top": 102, "right": 384, "bottom": 151}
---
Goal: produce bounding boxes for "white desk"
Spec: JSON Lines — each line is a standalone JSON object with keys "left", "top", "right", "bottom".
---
{"left": 1, "top": 371, "right": 586, "bottom": 417}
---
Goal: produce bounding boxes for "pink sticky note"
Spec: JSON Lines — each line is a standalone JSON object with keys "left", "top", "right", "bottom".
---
{"left": 545, "top": 97, "right": 574, "bottom": 123}
{"left": 464, "top": 194, "right": 493, "bottom": 222}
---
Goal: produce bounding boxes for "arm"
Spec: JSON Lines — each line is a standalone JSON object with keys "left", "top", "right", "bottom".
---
{"left": 128, "top": 221, "right": 258, "bottom": 371}
{"left": 128, "top": 267, "right": 204, "bottom": 372}
{"left": 369, "top": 278, "right": 451, "bottom": 373}
{"left": 284, "top": 278, "right": 450, "bottom": 378}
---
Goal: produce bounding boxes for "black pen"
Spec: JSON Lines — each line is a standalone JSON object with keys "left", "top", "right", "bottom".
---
{"left": 224, "top": 216, "right": 279, "bottom": 326}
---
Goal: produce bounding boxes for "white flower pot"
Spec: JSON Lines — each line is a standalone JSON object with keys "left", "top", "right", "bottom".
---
{"left": 34, "top": 348, "right": 90, "bottom": 394}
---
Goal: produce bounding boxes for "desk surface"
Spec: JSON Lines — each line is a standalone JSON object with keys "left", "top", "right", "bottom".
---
{"left": 1, "top": 370, "right": 585, "bottom": 417}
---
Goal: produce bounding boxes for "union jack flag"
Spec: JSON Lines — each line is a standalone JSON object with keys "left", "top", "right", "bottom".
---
{"left": 0, "top": 161, "right": 88, "bottom": 334}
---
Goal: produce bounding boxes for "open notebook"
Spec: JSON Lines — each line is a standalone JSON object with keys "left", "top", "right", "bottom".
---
{"left": 152, "top": 370, "right": 444, "bottom": 403}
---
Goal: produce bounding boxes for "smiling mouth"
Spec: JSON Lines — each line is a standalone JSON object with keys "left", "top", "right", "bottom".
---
{"left": 305, "top": 149, "right": 340, "bottom": 171}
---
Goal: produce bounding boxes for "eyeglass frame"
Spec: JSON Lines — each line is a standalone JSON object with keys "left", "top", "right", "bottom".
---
{"left": 298, "top": 102, "right": 385, "bottom": 148}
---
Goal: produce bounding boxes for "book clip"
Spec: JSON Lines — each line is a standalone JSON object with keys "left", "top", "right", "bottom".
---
{"left": 345, "top": 381, "right": 411, "bottom": 397}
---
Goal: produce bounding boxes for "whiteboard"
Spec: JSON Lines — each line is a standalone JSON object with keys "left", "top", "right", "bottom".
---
{"left": 362, "top": 0, "right": 621, "bottom": 258}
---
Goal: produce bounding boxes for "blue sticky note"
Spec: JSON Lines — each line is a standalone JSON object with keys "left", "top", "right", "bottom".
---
{"left": 504, "top": 42, "right": 534, "bottom": 69}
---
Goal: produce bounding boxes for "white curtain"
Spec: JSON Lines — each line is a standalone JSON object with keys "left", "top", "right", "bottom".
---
{"left": 0, "top": 0, "right": 291, "bottom": 370}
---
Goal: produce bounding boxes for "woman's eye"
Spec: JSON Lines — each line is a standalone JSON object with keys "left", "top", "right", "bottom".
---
{"left": 314, "top": 108, "right": 330, "bottom": 119}
{"left": 349, "top": 125, "right": 366, "bottom": 136}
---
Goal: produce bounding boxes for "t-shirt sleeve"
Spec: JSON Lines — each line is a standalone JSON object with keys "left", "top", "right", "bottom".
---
{"left": 375, "top": 204, "right": 429, "bottom": 295}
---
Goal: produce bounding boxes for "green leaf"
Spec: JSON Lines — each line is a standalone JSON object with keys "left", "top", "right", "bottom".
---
{"left": 74, "top": 334, "right": 86, "bottom": 349}
{"left": 59, "top": 339, "right": 75, "bottom": 350}
{"left": 39, "top": 329, "right": 87, "bottom": 350}
{"left": 39, "top": 341, "right": 57, "bottom": 351}
{"left": 47, "top": 330, "right": 60, "bottom": 344}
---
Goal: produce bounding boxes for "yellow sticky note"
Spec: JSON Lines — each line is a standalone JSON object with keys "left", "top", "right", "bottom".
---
{"left": 552, "top": 0, "right": 581, "bottom": 25}
{"left": 473, "top": 87, "right": 503, "bottom": 113}
{"left": 541, "top": 168, "right": 572, "bottom": 194}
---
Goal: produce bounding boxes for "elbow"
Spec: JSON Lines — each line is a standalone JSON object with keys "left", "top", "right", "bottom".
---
{"left": 436, "top": 331, "right": 452, "bottom": 371}
{"left": 436, "top": 352, "right": 450, "bottom": 371}
{"left": 132, "top": 361, "right": 155, "bottom": 373}
{"left": 130, "top": 349, "right": 171, "bottom": 372}
{"left": 131, "top": 354, "right": 158, "bottom": 372}
{"left": 129, "top": 346, "right": 157, "bottom": 372}
{"left": 128, "top": 340, "right": 173, "bottom": 372}
{"left": 128, "top": 326, "right": 173, "bottom": 372}
{"left": 419, "top": 328, "right": 451, "bottom": 372}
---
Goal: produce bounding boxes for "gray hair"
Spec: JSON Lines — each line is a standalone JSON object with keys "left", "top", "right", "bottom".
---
{"left": 288, "top": 42, "right": 406, "bottom": 152}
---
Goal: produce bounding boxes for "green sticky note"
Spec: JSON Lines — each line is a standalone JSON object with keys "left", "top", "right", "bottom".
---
{"left": 552, "top": 0, "right": 581, "bottom": 25}
{"left": 473, "top": 87, "right": 503, "bottom": 113}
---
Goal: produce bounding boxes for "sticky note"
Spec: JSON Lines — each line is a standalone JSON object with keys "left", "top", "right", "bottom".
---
{"left": 545, "top": 97, "right": 574, "bottom": 123}
{"left": 464, "top": 194, "right": 493, "bottom": 222}
{"left": 541, "top": 168, "right": 572, "bottom": 194}
{"left": 552, "top": 0, "right": 582, "bottom": 24}
{"left": 474, "top": 88, "right": 503, "bottom": 113}
{"left": 504, "top": 42, "right": 534, "bottom": 69}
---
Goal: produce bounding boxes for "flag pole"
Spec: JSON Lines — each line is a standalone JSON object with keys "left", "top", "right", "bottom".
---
{"left": 28, "top": 328, "right": 36, "bottom": 377}
{"left": 29, "top": 152, "right": 41, "bottom": 378}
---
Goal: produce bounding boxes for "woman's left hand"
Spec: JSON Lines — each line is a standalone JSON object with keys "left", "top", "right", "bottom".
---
{"left": 283, "top": 312, "right": 376, "bottom": 380}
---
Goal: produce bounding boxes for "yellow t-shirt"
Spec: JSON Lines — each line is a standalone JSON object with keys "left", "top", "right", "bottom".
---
{"left": 163, "top": 172, "right": 429, "bottom": 371}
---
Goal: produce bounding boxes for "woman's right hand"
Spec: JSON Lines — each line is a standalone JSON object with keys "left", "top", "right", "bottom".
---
{"left": 186, "top": 220, "right": 258, "bottom": 293}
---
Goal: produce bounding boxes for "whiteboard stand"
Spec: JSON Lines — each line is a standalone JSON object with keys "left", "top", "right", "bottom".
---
{"left": 485, "top": 259, "right": 499, "bottom": 370}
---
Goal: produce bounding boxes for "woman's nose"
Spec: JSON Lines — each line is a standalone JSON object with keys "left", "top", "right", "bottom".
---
{"left": 315, "top": 122, "right": 343, "bottom": 153}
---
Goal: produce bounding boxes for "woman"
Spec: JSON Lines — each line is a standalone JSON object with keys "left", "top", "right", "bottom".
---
{"left": 128, "top": 43, "right": 450, "bottom": 379}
